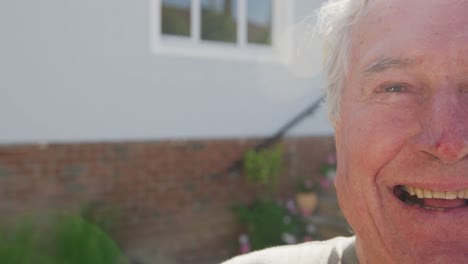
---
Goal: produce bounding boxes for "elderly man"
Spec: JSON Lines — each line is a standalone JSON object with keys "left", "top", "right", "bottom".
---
{"left": 223, "top": 0, "right": 468, "bottom": 263}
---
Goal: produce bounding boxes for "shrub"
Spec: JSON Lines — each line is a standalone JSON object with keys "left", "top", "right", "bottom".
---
{"left": 0, "top": 213, "right": 127, "bottom": 264}
{"left": 233, "top": 200, "right": 304, "bottom": 251}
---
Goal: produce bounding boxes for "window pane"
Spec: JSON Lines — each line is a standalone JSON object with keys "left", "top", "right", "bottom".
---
{"left": 201, "top": 0, "right": 237, "bottom": 43}
{"left": 162, "top": 0, "right": 191, "bottom": 37}
{"left": 247, "top": 0, "right": 272, "bottom": 45}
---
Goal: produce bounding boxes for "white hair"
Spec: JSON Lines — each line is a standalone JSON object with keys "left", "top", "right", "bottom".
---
{"left": 315, "top": 0, "right": 368, "bottom": 122}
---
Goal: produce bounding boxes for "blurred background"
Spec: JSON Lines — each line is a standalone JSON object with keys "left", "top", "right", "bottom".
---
{"left": 0, "top": 0, "right": 351, "bottom": 263}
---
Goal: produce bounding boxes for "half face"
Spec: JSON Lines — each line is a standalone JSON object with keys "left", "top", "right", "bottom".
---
{"left": 335, "top": 0, "right": 468, "bottom": 263}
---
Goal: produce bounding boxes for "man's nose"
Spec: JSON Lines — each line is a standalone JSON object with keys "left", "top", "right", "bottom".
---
{"left": 415, "top": 90, "right": 468, "bottom": 164}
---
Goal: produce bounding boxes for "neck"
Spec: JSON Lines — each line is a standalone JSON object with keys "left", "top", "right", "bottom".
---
{"left": 355, "top": 236, "right": 395, "bottom": 264}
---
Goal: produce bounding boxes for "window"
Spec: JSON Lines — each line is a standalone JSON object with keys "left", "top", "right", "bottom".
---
{"left": 201, "top": 0, "right": 238, "bottom": 43}
{"left": 247, "top": 0, "right": 272, "bottom": 45}
{"left": 151, "top": 0, "right": 293, "bottom": 63}
{"left": 161, "top": 0, "right": 191, "bottom": 37}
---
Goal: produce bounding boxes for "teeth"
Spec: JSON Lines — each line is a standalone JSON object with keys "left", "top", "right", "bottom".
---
{"left": 423, "top": 189, "right": 432, "bottom": 198}
{"left": 404, "top": 186, "right": 468, "bottom": 199}
{"left": 415, "top": 188, "right": 424, "bottom": 199}
{"left": 433, "top": 191, "right": 445, "bottom": 199}
{"left": 446, "top": 191, "right": 458, "bottom": 200}
{"left": 458, "top": 190, "right": 465, "bottom": 198}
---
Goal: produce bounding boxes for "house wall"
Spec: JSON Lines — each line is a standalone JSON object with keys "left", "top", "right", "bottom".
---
{"left": 0, "top": 0, "right": 331, "bottom": 144}
{"left": 0, "top": 136, "right": 338, "bottom": 264}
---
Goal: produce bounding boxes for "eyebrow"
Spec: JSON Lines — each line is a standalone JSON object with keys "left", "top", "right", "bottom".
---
{"left": 363, "top": 57, "right": 414, "bottom": 75}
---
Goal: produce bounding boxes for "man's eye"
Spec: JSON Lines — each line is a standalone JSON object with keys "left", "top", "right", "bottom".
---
{"left": 383, "top": 84, "right": 406, "bottom": 93}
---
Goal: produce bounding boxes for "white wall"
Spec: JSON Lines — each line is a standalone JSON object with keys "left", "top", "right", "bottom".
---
{"left": 0, "top": 0, "right": 332, "bottom": 144}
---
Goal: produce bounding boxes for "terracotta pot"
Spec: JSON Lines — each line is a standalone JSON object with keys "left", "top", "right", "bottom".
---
{"left": 295, "top": 192, "right": 319, "bottom": 216}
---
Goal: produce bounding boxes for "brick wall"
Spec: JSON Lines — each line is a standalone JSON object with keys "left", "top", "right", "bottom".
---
{"left": 0, "top": 136, "right": 337, "bottom": 264}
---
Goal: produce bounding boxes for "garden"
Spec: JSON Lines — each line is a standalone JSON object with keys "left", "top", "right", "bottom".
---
{"left": 232, "top": 144, "right": 347, "bottom": 254}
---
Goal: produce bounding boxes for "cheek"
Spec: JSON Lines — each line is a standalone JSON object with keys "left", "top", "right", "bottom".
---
{"left": 341, "top": 107, "right": 417, "bottom": 178}
{"left": 334, "top": 109, "right": 416, "bottom": 235}
{"left": 334, "top": 105, "right": 420, "bottom": 212}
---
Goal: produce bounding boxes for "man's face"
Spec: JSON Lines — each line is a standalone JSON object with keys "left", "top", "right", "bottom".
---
{"left": 335, "top": 0, "right": 468, "bottom": 262}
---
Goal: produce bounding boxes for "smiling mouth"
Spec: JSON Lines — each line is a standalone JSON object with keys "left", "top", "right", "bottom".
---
{"left": 394, "top": 185, "right": 468, "bottom": 211}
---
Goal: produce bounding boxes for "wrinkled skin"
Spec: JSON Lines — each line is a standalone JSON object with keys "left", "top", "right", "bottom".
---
{"left": 334, "top": 0, "right": 468, "bottom": 263}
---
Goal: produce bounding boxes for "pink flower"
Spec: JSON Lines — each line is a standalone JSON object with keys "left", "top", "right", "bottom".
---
{"left": 240, "top": 244, "right": 250, "bottom": 254}
{"left": 320, "top": 178, "right": 333, "bottom": 190}
{"left": 239, "top": 234, "right": 251, "bottom": 254}
{"left": 286, "top": 199, "right": 298, "bottom": 215}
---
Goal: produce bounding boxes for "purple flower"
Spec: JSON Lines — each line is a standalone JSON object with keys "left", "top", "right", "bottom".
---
{"left": 320, "top": 178, "right": 333, "bottom": 190}
{"left": 286, "top": 199, "right": 298, "bottom": 215}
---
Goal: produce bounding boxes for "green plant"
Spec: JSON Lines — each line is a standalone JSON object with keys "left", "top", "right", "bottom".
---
{"left": 320, "top": 153, "right": 337, "bottom": 178}
{"left": 295, "top": 153, "right": 338, "bottom": 194}
{"left": 0, "top": 213, "right": 127, "bottom": 264}
{"left": 243, "top": 145, "right": 284, "bottom": 196}
{"left": 233, "top": 200, "right": 304, "bottom": 251}
{"left": 52, "top": 214, "right": 127, "bottom": 264}
{"left": 0, "top": 218, "right": 48, "bottom": 264}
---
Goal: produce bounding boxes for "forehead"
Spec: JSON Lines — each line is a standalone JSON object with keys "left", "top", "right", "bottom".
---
{"left": 352, "top": 0, "right": 468, "bottom": 71}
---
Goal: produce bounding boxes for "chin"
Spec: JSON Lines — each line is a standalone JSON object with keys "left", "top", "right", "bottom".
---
{"left": 350, "top": 187, "right": 468, "bottom": 264}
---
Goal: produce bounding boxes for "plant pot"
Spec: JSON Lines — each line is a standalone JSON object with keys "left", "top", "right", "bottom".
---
{"left": 295, "top": 192, "right": 319, "bottom": 216}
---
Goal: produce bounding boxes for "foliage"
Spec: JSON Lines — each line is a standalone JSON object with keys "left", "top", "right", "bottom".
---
{"left": 233, "top": 151, "right": 338, "bottom": 253}
{"left": 0, "top": 218, "right": 46, "bottom": 264}
{"left": 243, "top": 145, "right": 283, "bottom": 196}
{"left": 320, "top": 153, "right": 337, "bottom": 177}
{"left": 233, "top": 200, "right": 304, "bottom": 251}
{"left": 296, "top": 153, "right": 338, "bottom": 194}
{"left": 52, "top": 214, "right": 127, "bottom": 264}
{"left": 0, "top": 213, "right": 127, "bottom": 264}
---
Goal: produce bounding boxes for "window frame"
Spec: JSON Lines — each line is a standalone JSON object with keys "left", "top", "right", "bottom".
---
{"left": 150, "top": 0, "right": 293, "bottom": 63}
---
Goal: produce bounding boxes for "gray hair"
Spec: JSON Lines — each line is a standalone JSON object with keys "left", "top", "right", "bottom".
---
{"left": 316, "top": 0, "right": 368, "bottom": 122}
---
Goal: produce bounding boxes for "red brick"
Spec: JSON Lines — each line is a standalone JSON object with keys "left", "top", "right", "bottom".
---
{"left": 0, "top": 136, "right": 337, "bottom": 264}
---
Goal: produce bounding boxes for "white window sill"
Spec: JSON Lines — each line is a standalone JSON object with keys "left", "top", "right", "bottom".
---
{"left": 152, "top": 36, "right": 291, "bottom": 64}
